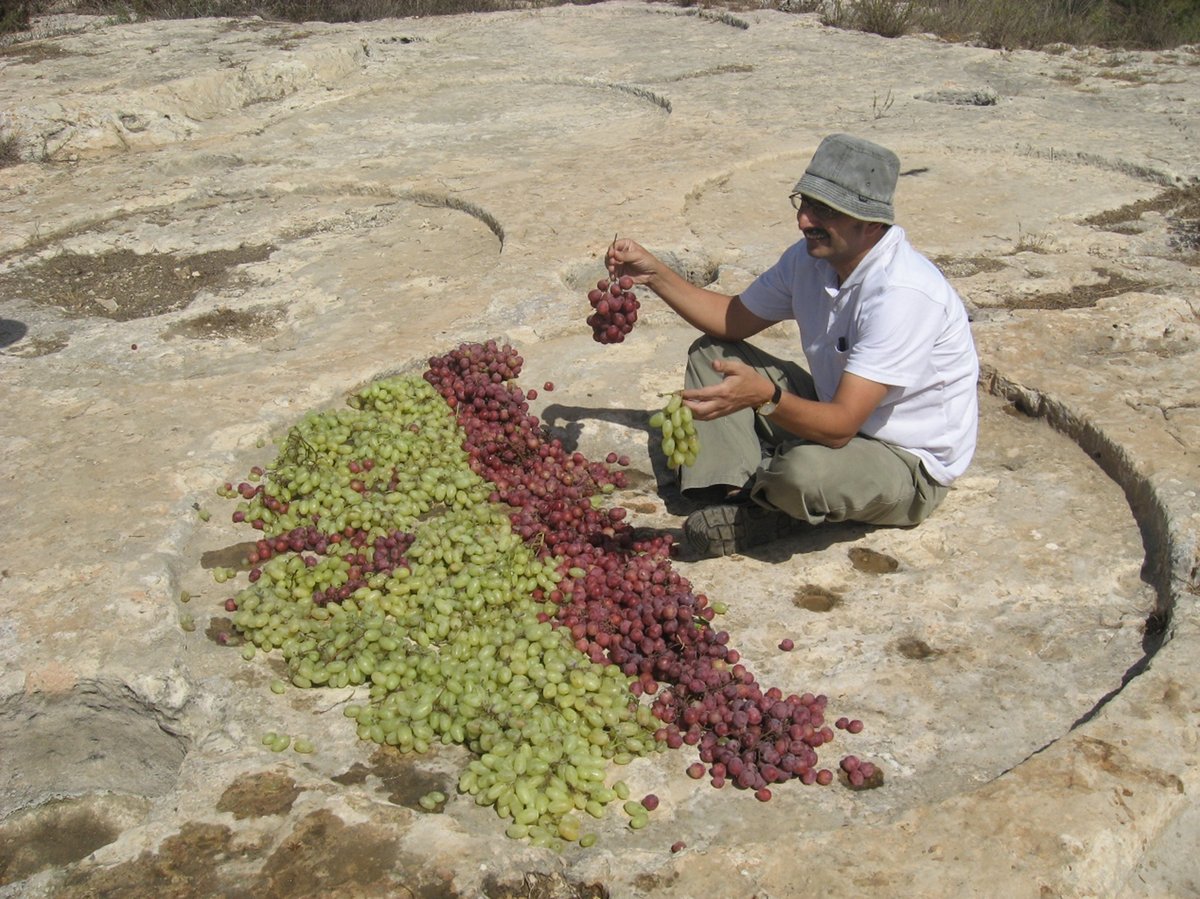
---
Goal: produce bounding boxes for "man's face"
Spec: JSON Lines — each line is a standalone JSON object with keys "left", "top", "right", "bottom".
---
{"left": 791, "top": 194, "right": 884, "bottom": 281}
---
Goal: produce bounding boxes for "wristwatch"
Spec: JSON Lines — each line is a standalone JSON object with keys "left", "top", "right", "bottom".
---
{"left": 756, "top": 383, "right": 783, "bottom": 417}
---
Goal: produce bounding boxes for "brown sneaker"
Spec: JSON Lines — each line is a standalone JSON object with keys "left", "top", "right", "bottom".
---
{"left": 683, "top": 503, "right": 798, "bottom": 557}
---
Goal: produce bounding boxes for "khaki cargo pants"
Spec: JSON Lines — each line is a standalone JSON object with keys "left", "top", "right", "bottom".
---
{"left": 681, "top": 337, "right": 949, "bottom": 527}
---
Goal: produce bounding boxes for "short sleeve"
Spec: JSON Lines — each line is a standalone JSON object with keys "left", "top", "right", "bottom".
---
{"left": 739, "top": 245, "right": 803, "bottom": 322}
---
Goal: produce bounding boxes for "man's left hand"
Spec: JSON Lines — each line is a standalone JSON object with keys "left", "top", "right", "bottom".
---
{"left": 681, "top": 358, "right": 773, "bottom": 420}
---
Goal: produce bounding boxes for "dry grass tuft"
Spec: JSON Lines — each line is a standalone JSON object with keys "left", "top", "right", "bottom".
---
{"left": 0, "top": 132, "right": 21, "bottom": 168}
{"left": 0, "top": 2, "right": 32, "bottom": 35}
{"left": 822, "top": 0, "right": 917, "bottom": 38}
{"left": 814, "top": 0, "right": 1200, "bottom": 49}
{"left": 5, "top": 0, "right": 1199, "bottom": 49}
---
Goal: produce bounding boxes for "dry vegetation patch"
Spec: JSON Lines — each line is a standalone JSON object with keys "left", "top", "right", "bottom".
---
{"left": 3, "top": 0, "right": 1199, "bottom": 48}
{"left": 1084, "top": 184, "right": 1200, "bottom": 253}
{"left": 481, "top": 871, "right": 610, "bottom": 899}
{"left": 1003, "top": 267, "right": 1156, "bottom": 310}
{"left": 0, "top": 245, "right": 274, "bottom": 321}
{"left": 0, "top": 331, "right": 69, "bottom": 356}
{"left": 0, "top": 39, "right": 69, "bottom": 61}
{"left": 0, "top": 133, "right": 20, "bottom": 169}
{"left": 933, "top": 255, "right": 1009, "bottom": 278}
{"left": 163, "top": 304, "right": 283, "bottom": 340}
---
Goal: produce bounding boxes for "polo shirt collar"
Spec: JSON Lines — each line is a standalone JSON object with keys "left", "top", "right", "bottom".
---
{"left": 839, "top": 224, "right": 905, "bottom": 292}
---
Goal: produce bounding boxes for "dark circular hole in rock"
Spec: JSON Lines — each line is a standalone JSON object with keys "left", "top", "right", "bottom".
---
{"left": 895, "top": 636, "right": 938, "bottom": 660}
{"left": 216, "top": 770, "right": 302, "bottom": 820}
{"left": 0, "top": 681, "right": 190, "bottom": 817}
{"left": 847, "top": 547, "right": 899, "bottom": 574}
{"left": 792, "top": 584, "right": 841, "bottom": 612}
{"left": 915, "top": 88, "right": 999, "bottom": 106}
{"left": 0, "top": 793, "right": 149, "bottom": 887}
{"left": 0, "top": 318, "right": 28, "bottom": 348}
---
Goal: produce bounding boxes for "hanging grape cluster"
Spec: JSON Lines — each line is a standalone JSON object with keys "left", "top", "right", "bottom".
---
{"left": 586, "top": 276, "right": 640, "bottom": 344}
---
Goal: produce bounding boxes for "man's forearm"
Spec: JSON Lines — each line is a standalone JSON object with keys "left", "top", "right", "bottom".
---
{"left": 763, "top": 371, "right": 890, "bottom": 448}
{"left": 607, "top": 238, "right": 768, "bottom": 340}
{"left": 645, "top": 266, "right": 746, "bottom": 340}
{"left": 763, "top": 392, "right": 860, "bottom": 448}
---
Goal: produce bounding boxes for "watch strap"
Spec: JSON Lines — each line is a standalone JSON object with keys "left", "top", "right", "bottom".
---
{"left": 756, "top": 382, "right": 783, "bottom": 416}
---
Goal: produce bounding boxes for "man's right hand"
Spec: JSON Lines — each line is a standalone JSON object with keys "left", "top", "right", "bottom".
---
{"left": 605, "top": 238, "right": 660, "bottom": 288}
{"left": 602, "top": 239, "right": 771, "bottom": 343}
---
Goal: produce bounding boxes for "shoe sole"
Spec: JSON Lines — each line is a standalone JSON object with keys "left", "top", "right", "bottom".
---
{"left": 684, "top": 504, "right": 793, "bottom": 557}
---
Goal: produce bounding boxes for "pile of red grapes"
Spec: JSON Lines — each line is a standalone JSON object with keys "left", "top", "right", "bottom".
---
{"left": 425, "top": 340, "right": 872, "bottom": 795}
{"left": 586, "top": 276, "right": 640, "bottom": 344}
{"left": 218, "top": 338, "right": 875, "bottom": 847}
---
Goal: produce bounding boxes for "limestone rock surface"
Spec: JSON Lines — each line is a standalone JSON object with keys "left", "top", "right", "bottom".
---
{"left": 1, "top": 6, "right": 1198, "bottom": 898}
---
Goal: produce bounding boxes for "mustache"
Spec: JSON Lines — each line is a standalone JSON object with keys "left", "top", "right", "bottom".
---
{"left": 803, "top": 229, "right": 829, "bottom": 239}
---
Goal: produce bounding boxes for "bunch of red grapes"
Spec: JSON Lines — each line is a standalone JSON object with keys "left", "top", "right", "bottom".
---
{"left": 223, "top": 523, "right": 415, "bottom": 608}
{"left": 586, "top": 275, "right": 640, "bottom": 344}
{"left": 424, "top": 340, "right": 876, "bottom": 798}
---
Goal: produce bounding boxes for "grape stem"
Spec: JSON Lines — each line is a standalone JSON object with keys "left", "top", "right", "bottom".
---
{"left": 315, "top": 691, "right": 359, "bottom": 713}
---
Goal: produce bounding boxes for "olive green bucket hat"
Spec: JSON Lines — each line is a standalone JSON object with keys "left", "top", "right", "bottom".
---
{"left": 793, "top": 134, "right": 900, "bottom": 225}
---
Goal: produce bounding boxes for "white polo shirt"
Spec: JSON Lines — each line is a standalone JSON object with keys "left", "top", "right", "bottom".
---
{"left": 739, "top": 225, "right": 979, "bottom": 485}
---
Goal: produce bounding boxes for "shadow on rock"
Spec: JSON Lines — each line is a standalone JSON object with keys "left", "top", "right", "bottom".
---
{"left": 673, "top": 518, "right": 876, "bottom": 564}
{"left": 539, "top": 402, "right": 648, "bottom": 447}
{"left": 0, "top": 319, "right": 28, "bottom": 349}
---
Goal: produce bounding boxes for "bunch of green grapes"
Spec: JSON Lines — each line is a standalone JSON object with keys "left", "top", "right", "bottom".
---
{"left": 649, "top": 393, "right": 699, "bottom": 470}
